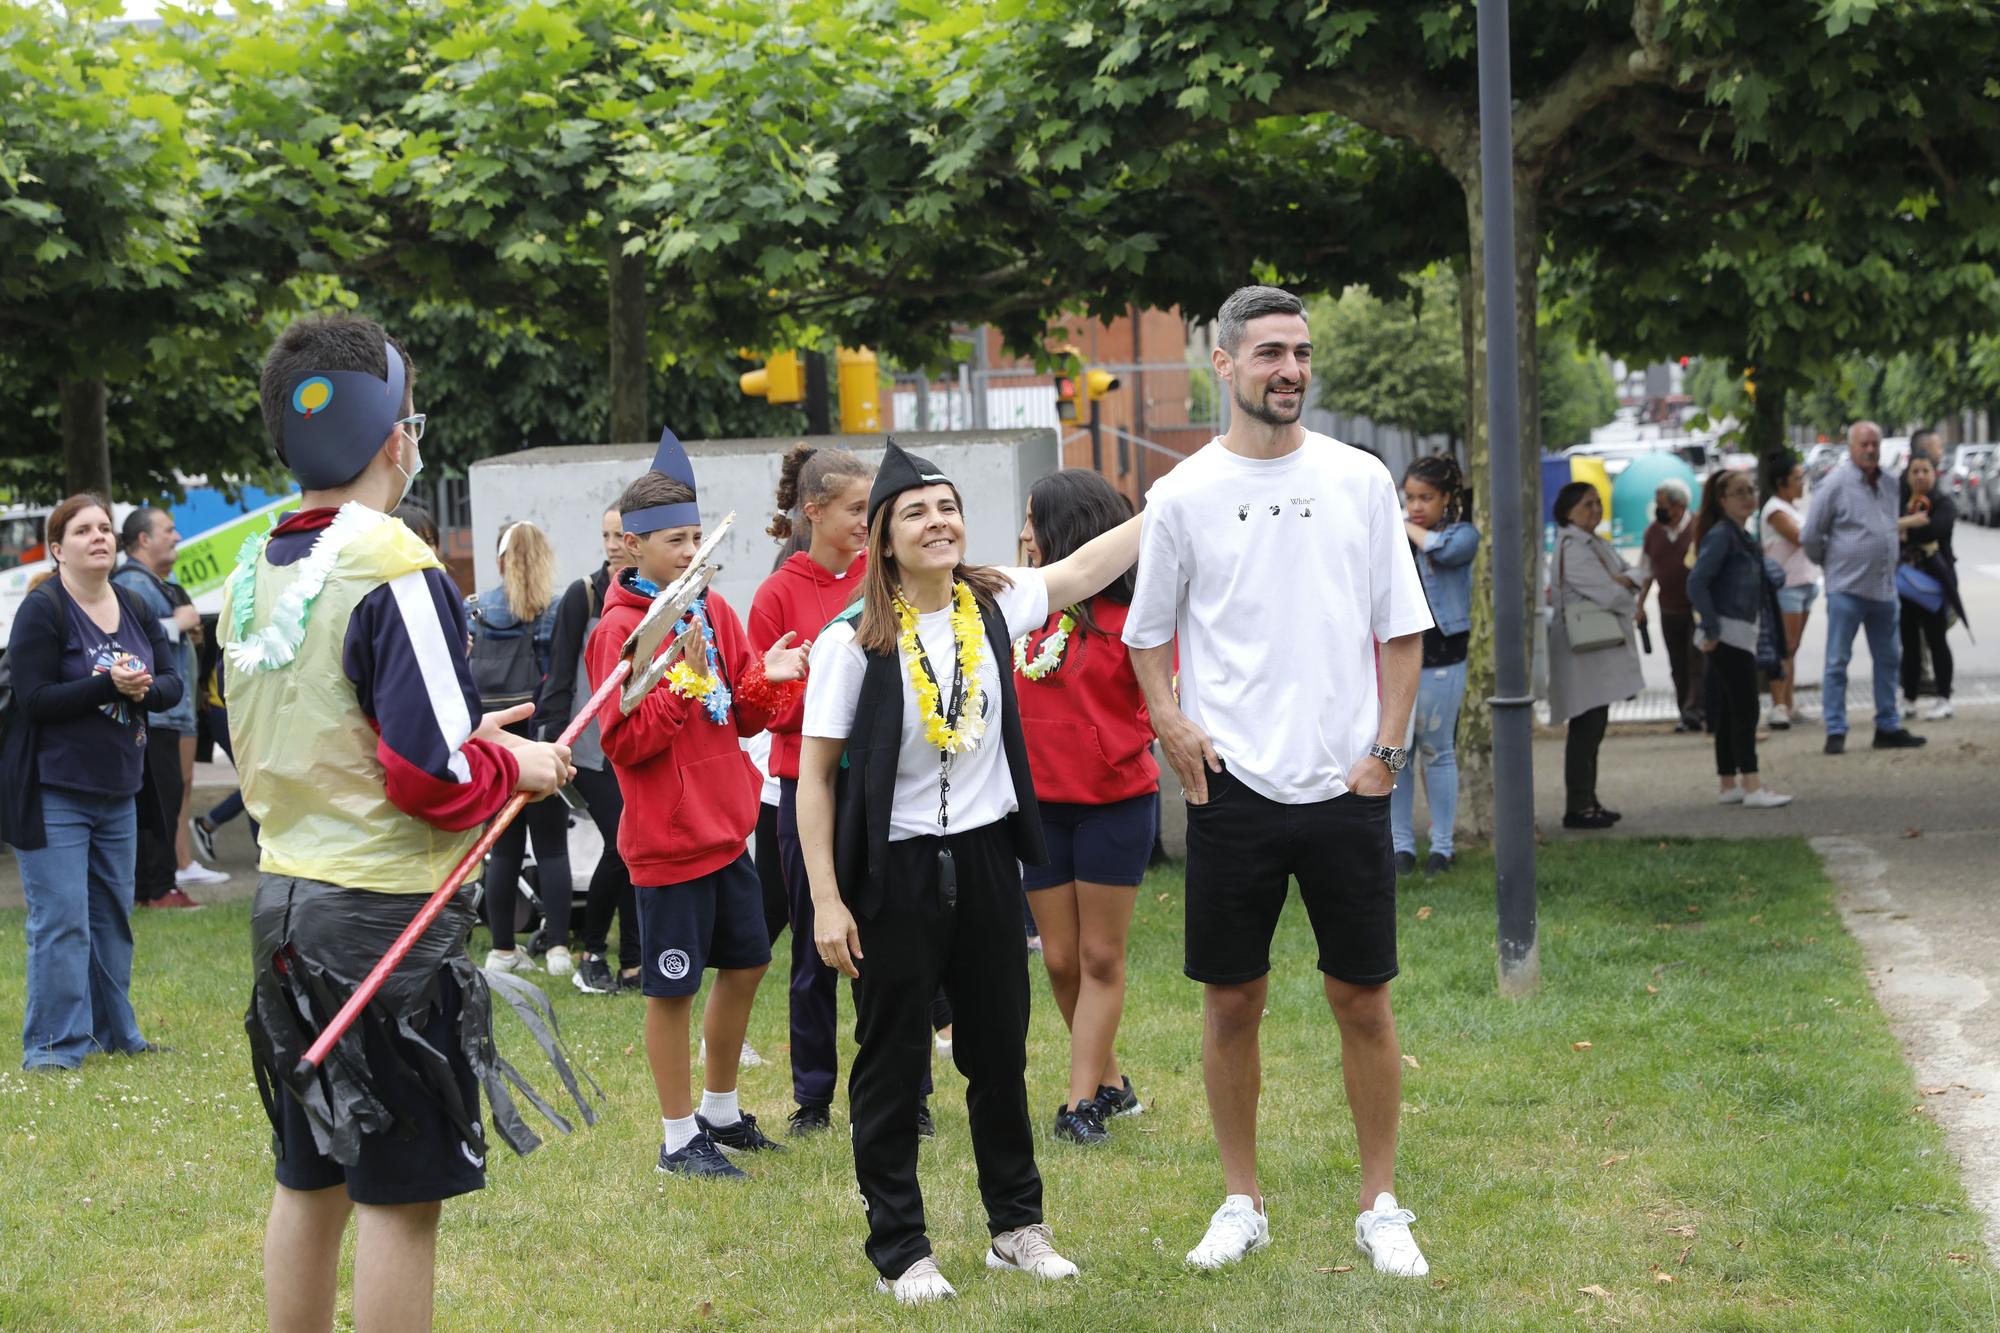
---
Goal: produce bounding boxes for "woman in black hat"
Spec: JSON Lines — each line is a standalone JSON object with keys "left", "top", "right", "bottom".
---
{"left": 794, "top": 440, "right": 1141, "bottom": 1304}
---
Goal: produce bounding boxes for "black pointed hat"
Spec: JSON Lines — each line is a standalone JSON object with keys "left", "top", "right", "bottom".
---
{"left": 281, "top": 342, "right": 407, "bottom": 489}
{"left": 623, "top": 425, "right": 703, "bottom": 533}
{"left": 867, "top": 437, "right": 952, "bottom": 526}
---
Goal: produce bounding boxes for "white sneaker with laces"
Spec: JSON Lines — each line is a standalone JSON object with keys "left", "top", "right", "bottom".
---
{"left": 1769, "top": 704, "right": 1791, "bottom": 728}
{"left": 176, "top": 863, "right": 230, "bottom": 887}
{"left": 1743, "top": 788, "right": 1794, "bottom": 809}
{"left": 1186, "top": 1195, "right": 1270, "bottom": 1269}
{"left": 543, "top": 946, "right": 574, "bottom": 979}
{"left": 876, "top": 1255, "right": 956, "bottom": 1305}
{"left": 1927, "top": 700, "right": 1955, "bottom": 720}
{"left": 483, "top": 947, "right": 536, "bottom": 975}
{"left": 986, "top": 1223, "right": 1078, "bottom": 1279}
{"left": 1355, "top": 1192, "right": 1429, "bottom": 1277}
{"left": 1716, "top": 786, "right": 1745, "bottom": 805}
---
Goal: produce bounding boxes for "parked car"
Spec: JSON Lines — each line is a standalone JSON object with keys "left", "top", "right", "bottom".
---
{"left": 1974, "top": 447, "right": 2000, "bottom": 525}
{"left": 1947, "top": 443, "right": 1994, "bottom": 513}
{"left": 1803, "top": 443, "right": 1842, "bottom": 488}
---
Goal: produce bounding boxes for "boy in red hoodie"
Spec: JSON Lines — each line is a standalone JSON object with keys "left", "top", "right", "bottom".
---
{"left": 587, "top": 429, "right": 808, "bottom": 1178}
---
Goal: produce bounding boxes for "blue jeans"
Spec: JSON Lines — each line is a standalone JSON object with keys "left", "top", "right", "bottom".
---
{"left": 18, "top": 786, "right": 146, "bottom": 1068}
{"left": 1822, "top": 592, "right": 1901, "bottom": 736}
{"left": 1391, "top": 661, "right": 1466, "bottom": 858}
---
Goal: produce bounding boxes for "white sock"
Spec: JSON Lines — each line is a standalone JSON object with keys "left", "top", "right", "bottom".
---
{"left": 662, "top": 1113, "right": 699, "bottom": 1154}
{"left": 1225, "top": 1192, "right": 1263, "bottom": 1216}
{"left": 700, "top": 1088, "right": 741, "bottom": 1126}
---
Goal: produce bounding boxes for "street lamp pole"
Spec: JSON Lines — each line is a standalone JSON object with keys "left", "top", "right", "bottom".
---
{"left": 1477, "top": 0, "right": 1541, "bottom": 994}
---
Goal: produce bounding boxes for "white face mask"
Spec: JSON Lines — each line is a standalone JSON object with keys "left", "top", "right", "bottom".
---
{"left": 395, "top": 435, "right": 424, "bottom": 506}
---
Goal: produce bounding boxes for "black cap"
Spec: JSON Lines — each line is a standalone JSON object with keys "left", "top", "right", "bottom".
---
{"left": 867, "top": 437, "right": 952, "bottom": 526}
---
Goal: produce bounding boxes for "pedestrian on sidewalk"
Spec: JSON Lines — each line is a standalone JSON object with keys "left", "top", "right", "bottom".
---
{"left": 1758, "top": 449, "right": 1820, "bottom": 730}
{"left": 1896, "top": 454, "right": 1965, "bottom": 722}
{"left": 1548, "top": 481, "right": 1644, "bottom": 831}
{"left": 1635, "top": 480, "right": 1704, "bottom": 731}
{"left": 1800, "top": 421, "right": 1927, "bottom": 755}
{"left": 1688, "top": 470, "right": 1793, "bottom": 810}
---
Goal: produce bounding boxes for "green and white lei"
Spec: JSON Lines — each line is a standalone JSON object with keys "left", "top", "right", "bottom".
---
{"left": 225, "top": 503, "right": 388, "bottom": 674}
{"left": 1012, "top": 610, "right": 1077, "bottom": 681}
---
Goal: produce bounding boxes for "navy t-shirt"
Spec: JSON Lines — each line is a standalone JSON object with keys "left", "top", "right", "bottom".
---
{"left": 39, "top": 591, "right": 155, "bottom": 798}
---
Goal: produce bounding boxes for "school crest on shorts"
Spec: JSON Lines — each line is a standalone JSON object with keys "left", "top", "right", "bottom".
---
{"left": 658, "top": 948, "right": 691, "bottom": 980}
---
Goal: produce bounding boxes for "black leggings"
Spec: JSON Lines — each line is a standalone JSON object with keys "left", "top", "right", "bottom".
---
{"left": 1705, "top": 642, "right": 1760, "bottom": 777}
{"left": 1563, "top": 705, "right": 1609, "bottom": 815}
{"left": 1899, "top": 598, "right": 1953, "bottom": 701}
{"left": 483, "top": 793, "right": 572, "bottom": 952}
{"left": 571, "top": 764, "right": 636, "bottom": 970}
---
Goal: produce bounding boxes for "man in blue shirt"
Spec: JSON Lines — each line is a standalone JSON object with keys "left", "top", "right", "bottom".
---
{"left": 1799, "top": 421, "right": 1928, "bottom": 755}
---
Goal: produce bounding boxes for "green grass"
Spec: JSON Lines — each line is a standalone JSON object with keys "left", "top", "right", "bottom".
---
{"left": 0, "top": 838, "right": 1994, "bottom": 1330}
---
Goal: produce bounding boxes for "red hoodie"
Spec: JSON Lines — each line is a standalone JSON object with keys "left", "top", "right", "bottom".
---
{"left": 746, "top": 550, "right": 867, "bottom": 780}
{"left": 1015, "top": 597, "right": 1160, "bottom": 805}
{"left": 587, "top": 577, "right": 775, "bottom": 886}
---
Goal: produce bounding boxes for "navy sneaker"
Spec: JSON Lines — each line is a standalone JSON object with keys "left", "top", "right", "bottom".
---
{"left": 1092, "top": 1075, "right": 1144, "bottom": 1119}
{"left": 788, "top": 1103, "right": 832, "bottom": 1136}
{"left": 1422, "top": 853, "right": 1455, "bottom": 875}
{"left": 1053, "top": 1100, "right": 1109, "bottom": 1145}
{"left": 571, "top": 954, "right": 617, "bottom": 995}
{"left": 916, "top": 1101, "right": 936, "bottom": 1139}
{"left": 657, "top": 1131, "right": 748, "bottom": 1180}
{"left": 699, "top": 1110, "right": 784, "bottom": 1154}
{"left": 1394, "top": 851, "right": 1417, "bottom": 876}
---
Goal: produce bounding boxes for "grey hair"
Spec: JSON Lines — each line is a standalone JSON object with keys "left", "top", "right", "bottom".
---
{"left": 1216, "top": 285, "right": 1306, "bottom": 354}
{"left": 1653, "top": 479, "right": 1692, "bottom": 504}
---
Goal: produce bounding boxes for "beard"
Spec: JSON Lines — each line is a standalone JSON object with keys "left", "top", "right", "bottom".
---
{"left": 1232, "top": 378, "right": 1304, "bottom": 427}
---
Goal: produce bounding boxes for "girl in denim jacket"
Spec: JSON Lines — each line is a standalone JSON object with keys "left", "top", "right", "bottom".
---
{"left": 1391, "top": 456, "right": 1479, "bottom": 874}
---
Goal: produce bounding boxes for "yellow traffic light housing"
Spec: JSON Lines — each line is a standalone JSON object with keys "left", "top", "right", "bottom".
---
{"left": 740, "top": 350, "right": 805, "bottom": 404}
{"left": 1084, "top": 369, "right": 1120, "bottom": 401}
{"left": 837, "top": 347, "right": 881, "bottom": 433}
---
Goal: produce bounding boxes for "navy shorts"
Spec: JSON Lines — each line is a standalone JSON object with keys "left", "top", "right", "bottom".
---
{"left": 636, "top": 853, "right": 774, "bottom": 997}
{"left": 1183, "top": 765, "right": 1397, "bottom": 986}
{"left": 274, "top": 967, "right": 487, "bottom": 1205}
{"left": 1023, "top": 793, "right": 1159, "bottom": 890}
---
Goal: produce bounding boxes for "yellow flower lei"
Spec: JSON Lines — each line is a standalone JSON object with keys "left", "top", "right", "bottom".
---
{"left": 897, "top": 581, "right": 987, "bottom": 754}
{"left": 666, "top": 659, "right": 723, "bottom": 707}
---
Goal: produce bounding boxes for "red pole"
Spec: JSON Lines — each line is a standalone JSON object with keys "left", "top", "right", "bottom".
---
{"left": 292, "top": 658, "right": 634, "bottom": 1079}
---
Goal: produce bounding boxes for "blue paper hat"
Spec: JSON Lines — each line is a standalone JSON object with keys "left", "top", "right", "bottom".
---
{"left": 623, "top": 425, "right": 703, "bottom": 533}
{"left": 282, "top": 343, "right": 406, "bottom": 489}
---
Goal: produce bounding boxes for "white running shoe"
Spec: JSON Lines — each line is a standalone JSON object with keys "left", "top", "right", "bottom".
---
{"left": 1355, "top": 1192, "right": 1429, "bottom": 1277}
{"left": 483, "top": 947, "right": 536, "bottom": 974}
{"left": 1769, "top": 704, "right": 1791, "bottom": 729}
{"left": 876, "top": 1255, "right": 956, "bottom": 1305}
{"left": 176, "top": 863, "right": 230, "bottom": 887}
{"left": 1186, "top": 1195, "right": 1270, "bottom": 1269}
{"left": 1927, "top": 700, "right": 1955, "bottom": 720}
{"left": 698, "top": 1039, "right": 766, "bottom": 1069}
{"left": 1792, "top": 700, "right": 1821, "bottom": 721}
{"left": 543, "top": 946, "right": 574, "bottom": 979}
{"left": 986, "top": 1223, "right": 1078, "bottom": 1280}
{"left": 1717, "top": 786, "right": 1745, "bottom": 805}
{"left": 1743, "top": 788, "right": 1794, "bottom": 809}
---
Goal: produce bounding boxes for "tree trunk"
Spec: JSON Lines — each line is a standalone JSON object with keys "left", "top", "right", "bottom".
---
{"left": 61, "top": 376, "right": 110, "bottom": 497}
{"left": 1743, "top": 375, "right": 1787, "bottom": 457}
{"left": 606, "top": 231, "right": 648, "bottom": 445}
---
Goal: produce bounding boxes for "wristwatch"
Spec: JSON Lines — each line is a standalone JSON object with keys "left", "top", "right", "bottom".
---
{"left": 1367, "top": 744, "right": 1409, "bottom": 772}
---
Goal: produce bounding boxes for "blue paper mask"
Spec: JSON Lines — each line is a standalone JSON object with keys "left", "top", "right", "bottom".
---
{"left": 622, "top": 425, "right": 702, "bottom": 534}
{"left": 282, "top": 342, "right": 407, "bottom": 490}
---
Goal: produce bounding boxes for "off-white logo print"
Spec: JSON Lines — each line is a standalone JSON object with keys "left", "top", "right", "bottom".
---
{"left": 658, "top": 948, "right": 691, "bottom": 980}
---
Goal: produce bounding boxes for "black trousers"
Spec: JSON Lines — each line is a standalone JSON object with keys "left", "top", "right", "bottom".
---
{"left": 1705, "top": 642, "right": 1760, "bottom": 777}
{"left": 1899, "top": 598, "right": 1953, "bottom": 702}
{"left": 483, "top": 794, "right": 572, "bottom": 952}
{"left": 571, "top": 765, "right": 636, "bottom": 970}
{"left": 849, "top": 820, "right": 1041, "bottom": 1280}
{"left": 1661, "top": 610, "right": 1705, "bottom": 722}
{"left": 756, "top": 801, "right": 788, "bottom": 945}
{"left": 135, "top": 727, "right": 186, "bottom": 902}
{"left": 1563, "top": 705, "right": 1610, "bottom": 815}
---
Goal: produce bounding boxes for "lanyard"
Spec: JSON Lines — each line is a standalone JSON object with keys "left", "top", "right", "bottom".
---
{"left": 908, "top": 615, "right": 968, "bottom": 908}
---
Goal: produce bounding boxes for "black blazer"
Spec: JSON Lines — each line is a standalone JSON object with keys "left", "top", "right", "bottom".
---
{"left": 1, "top": 577, "right": 184, "bottom": 851}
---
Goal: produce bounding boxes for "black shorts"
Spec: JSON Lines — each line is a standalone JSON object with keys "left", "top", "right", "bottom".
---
{"left": 274, "top": 967, "right": 487, "bottom": 1205}
{"left": 635, "top": 853, "right": 773, "bottom": 997}
{"left": 1022, "top": 793, "right": 1158, "bottom": 890}
{"left": 1183, "top": 765, "right": 1398, "bottom": 986}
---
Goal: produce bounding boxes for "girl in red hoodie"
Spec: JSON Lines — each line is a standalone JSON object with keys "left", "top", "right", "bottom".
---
{"left": 746, "top": 443, "right": 874, "bottom": 1134}
{"left": 586, "top": 436, "right": 808, "bottom": 1180}
{"left": 1014, "top": 469, "right": 1160, "bottom": 1148}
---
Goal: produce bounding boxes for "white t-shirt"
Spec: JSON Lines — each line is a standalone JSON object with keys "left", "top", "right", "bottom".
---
{"left": 742, "top": 729, "right": 779, "bottom": 806}
{"left": 802, "top": 568, "right": 1049, "bottom": 841}
{"left": 1759, "top": 495, "right": 1820, "bottom": 588}
{"left": 1123, "top": 433, "right": 1433, "bottom": 804}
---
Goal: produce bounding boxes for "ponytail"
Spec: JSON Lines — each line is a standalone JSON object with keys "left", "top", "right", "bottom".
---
{"left": 769, "top": 441, "right": 873, "bottom": 541}
{"left": 1403, "top": 453, "right": 1468, "bottom": 525}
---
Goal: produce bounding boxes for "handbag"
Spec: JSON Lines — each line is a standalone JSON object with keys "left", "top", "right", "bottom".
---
{"left": 1558, "top": 538, "right": 1627, "bottom": 652}
{"left": 1896, "top": 562, "right": 1945, "bottom": 614}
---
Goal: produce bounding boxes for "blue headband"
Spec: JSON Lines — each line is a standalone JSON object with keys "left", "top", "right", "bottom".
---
{"left": 282, "top": 342, "right": 407, "bottom": 490}
{"left": 622, "top": 425, "right": 703, "bottom": 534}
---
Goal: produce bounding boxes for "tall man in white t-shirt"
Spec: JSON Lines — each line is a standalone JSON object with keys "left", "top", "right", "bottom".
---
{"left": 1124, "top": 286, "right": 1435, "bottom": 1276}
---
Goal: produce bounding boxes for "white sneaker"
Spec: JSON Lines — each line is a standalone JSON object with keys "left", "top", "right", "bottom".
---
{"left": 1769, "top": 704, "right": 1791, "bottom": 729}
{"left": 1186, "top": 1195, "right": 1270, "bottom": 1268}
{"left": 1927, "top": 700, "right": 1955, "bottom": 720}
{"left": 698, "top": 1039, "right": 765, "bottom": 1069}
{"left": 1716, "top": 786, "right": 1745, "bottom": 805}
{"left": 986, "top": 1223, "right": 1078, "bottom": 1280}
{"left": 1355, "top": 1192, "right": 1429, "bottom": 1277}
{"left": 543, "top": 946, "right": 574, "bottom": 979}
{"left": 176, "top": 863, "right": 230, "bottom": 887}
{"left": 1743, "top": 788, "right": 1794, "bottom": 809}
{"left": 876, "top": 1255, "right": 956, "bottom": 1305}
{"left": 1793, "top": 700, "right": 1821, "bottom": 721}
{"left": 483, "top": 947, "right": 536, "bottom": 974}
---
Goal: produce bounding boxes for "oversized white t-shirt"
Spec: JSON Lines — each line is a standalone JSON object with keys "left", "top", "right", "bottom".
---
{"left": 1122, "top": 433, "right": 1433, "bottom": 804}
{"left": 802, "top": 567, "right": 1049, "bottom": 841}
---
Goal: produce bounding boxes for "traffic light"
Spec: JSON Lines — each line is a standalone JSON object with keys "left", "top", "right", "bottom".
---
{"left": 739, "top": 350, "right": 805, "bottom": 404}
{"left": 1084, "top": 369, "right": 1120, "bottom": 401}
{"left": 1055, "top": 375, "right": 1079, "bottom": 423}
{"left": 837, "top": 347, "right": 881, "bottom": 433}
